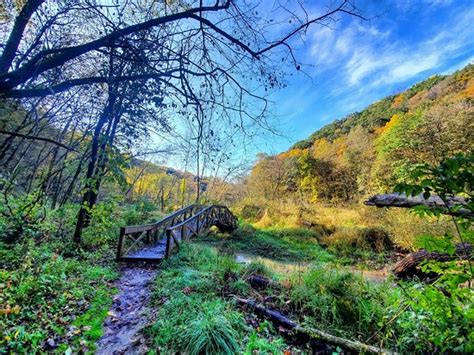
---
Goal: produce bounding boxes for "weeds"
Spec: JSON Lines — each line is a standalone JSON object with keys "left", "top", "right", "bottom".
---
{"left": 287, "top": 265, "right": 389, "bottom": 339}
{"left": 147, "top": 244, "right": 284, "bottom": 353}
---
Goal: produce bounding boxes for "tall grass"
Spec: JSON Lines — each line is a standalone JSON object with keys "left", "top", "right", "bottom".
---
{"left": 148, "top": 244, "right": 279, "bottom": 353}
{"left": 288, "top": 264, "right": 390, "bottom": 339}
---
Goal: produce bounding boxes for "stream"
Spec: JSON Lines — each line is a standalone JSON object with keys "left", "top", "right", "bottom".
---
{"left": 95, "top": 250, "right": 387, "bottom": 353}
{"left": 235, "top": 253, "right": 389, "bottom": 283}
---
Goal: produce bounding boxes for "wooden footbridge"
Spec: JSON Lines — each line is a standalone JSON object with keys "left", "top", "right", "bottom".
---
{"left": 116, "top": 204, "right": 237, "bottom": 262}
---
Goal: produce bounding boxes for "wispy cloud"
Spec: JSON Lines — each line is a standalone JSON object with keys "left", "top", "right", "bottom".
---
{"left": 308, "top": 5, "right": 474, "bottom": 89}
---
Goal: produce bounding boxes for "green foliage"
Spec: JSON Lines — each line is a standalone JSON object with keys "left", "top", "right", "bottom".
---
{"left": 288, "top": 265, "right": 389, "bottom": 338}
{"left": 0, "top": 242, "right": 117, "bottom": 353}
{"left": 387, "top": 154, "right": 474, "bottom": 353}
{"left": 244, "top": 328, "right": 286, "bottom": 354}
{"left": 388, "top": 282, "right": 473, "bottom": 353}
{"left": 82, "top": 198, "right": 121, "bottom": 247}
{"left": 180, "top": 300, "right": 243, "bottom": 355}
{"left": 147, "top": 244, "right": 285, "bottom": 353}
{"left": 0, "top": 190, "right": 50, "bottom": 244}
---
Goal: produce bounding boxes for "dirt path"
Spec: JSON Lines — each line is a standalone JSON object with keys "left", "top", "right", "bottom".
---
{"left": 96, "top": 265, "right": 157, "bottom": 354}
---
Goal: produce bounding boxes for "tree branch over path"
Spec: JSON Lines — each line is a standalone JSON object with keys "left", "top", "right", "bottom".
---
{"left": 0, "top": 0, "right": 364, "bottom": 98}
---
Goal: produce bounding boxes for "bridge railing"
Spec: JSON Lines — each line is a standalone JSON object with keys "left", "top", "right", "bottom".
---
{"left": 116, "top": 204, "right": 237, "bottom": 261}
{"left": 116, "top": 204, "right": 203, "bottom": 260}
{"left": 164, "top": 205, "right": 237, "bottom": 257}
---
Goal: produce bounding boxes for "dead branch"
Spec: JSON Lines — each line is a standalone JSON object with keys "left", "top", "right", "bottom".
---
{"left": 364, "top": 193, "right": 472, "bottom": 218}
{"left": 234, "top": 297, "right": 394, "bottom": 354}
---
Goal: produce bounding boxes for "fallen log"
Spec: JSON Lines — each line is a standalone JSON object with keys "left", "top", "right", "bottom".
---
{"left": 247, "top": 275, "right": 280, "bottom": 290}
{"left": 234, "top": 297, "right": 394, "bottom": 354}
{"left": 364, "top": 193, "right": 473, "bottom": 218}
{"left": 391, "top": 243, "right": 472, "bottom": 279}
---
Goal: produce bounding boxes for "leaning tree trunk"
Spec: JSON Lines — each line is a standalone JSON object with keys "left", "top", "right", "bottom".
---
{"left": 72, "top": 91, "right": 116, "bottom": 243}
{"left": 391, "top": 243, "right": 472, "bottom": 279}
{"left": 364, "top": 193, "right": 472, "bottom": 218}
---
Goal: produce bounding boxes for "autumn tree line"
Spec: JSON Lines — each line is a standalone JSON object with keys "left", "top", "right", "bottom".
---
{"left": 239, "top": 64, "right": 473, "bottom": 222}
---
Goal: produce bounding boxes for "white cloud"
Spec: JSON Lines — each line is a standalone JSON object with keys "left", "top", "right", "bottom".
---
{"left": 305, "top": 2, "right": 474, "bottom": 90}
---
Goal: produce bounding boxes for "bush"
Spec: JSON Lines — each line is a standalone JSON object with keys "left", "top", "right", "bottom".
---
{"left": 361, "top": 227, "right": 393, "bottom": 252}
{"left": 321, "top": 226, "right": 392, "bottom": 261}
{"left": 387, "top": 282, "right": 474, "bottom": 353}
{"left": 240, "top": 204, "right": 264, "bottom": 222}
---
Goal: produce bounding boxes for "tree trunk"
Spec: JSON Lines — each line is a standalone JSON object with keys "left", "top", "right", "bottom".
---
{"left": 72, "top": 91, "right": 116, "bottom": 244}
{"left": 391, "top": 243, "right": 472, "bottom": 279}
{"left": 365, "top": 193, "right": 472, "bottom": 218}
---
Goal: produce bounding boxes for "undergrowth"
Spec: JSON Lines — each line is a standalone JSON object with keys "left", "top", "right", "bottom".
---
{"left": 0, "top": 241, "right": 118, "bottom": 353}
{"left": 146, "top": 244, "right": 288, "bottom": 354}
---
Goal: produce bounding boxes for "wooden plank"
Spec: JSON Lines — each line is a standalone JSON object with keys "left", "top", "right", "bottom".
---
{"left": 118, "top": 204, "right": 238, "bottom": 263}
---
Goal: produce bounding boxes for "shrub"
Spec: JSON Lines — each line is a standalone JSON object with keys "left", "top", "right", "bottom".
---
{"left": 361, "top": 227, "right": 393, "bottom": 252}
{"left": 240, "top": 204, "right": 264, "bottom": 222}
{"left": 0, "top": 243, "right": 117, "bottom": 353}
{"left": 321, "top": 226, "right": 393, "bottom": 261}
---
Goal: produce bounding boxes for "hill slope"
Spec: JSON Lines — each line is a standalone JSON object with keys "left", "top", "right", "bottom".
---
{"left": 248, "top": 64, "right": 473, "bottom": 203}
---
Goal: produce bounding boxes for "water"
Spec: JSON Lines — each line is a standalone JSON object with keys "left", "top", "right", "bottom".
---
{"left": 234, "top": 253, "right": 388, "bottom": 283}
{"left": 235, "top": 253, "right": 309, "bottom": 275}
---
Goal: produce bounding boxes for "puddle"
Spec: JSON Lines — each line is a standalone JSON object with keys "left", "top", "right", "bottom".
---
{"left": 235, "top": 253, "right": 388, "bottom": 283}
{"left": 96, "top": 265, "right": 157, "bottom": 354}
{"left": 235, "top": 253, "right": 308, "bottom": 275}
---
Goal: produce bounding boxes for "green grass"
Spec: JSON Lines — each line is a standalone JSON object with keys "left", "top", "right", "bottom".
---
{"left": 286, "top": 264, "right": 390, "bottom": 339}
{"left": 146, "top": 243, "right": 287, "bottom": 354}
{"left": 200, "top": 224, "right": 334, "bottom": 262}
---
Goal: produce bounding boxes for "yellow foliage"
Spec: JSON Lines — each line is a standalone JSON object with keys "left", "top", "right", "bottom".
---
{"left": 391, "top": 93, "right": 405, "bottom": 108}
{"left": 311, "top": 138, "right": 331, "bottom": 159}
{"left": 458, "top": 80, "right": 474, "bottom": 99}
{"left": 374, "top": 113, "right": 401, "bottom": 138}
{"left": 278, "top": 148, "right": 305, "bottom": 159}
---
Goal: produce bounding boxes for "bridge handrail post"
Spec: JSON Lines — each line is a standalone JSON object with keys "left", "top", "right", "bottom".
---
{"left": 117, "top": 227, "right": 125, "bottom": 261}
{"left": 165, "top": 229, "right": 172, "bottom": 258}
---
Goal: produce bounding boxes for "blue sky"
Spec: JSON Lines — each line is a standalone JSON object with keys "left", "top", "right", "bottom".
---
{"left": 256, "top": 0, "right": 474, "bottom": 154}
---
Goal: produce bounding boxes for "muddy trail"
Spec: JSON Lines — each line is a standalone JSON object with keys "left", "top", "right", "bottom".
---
{"left": 96, "top": 265, "right": 158, "bottom": 354}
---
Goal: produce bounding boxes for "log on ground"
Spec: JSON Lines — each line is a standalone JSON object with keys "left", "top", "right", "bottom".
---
{"left": 234, "top": 297, "right": 394, "bottom": 354}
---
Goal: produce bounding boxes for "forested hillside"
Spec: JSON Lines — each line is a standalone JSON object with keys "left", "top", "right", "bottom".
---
{"left": 237, "top": 64, "right": 473, "bottom": 252}
{"left": 254, "top": 64, "right": 473, "bottom": 202}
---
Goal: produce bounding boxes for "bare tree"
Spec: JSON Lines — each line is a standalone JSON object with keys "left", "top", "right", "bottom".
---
{"left": 1, "top": 0, "right": 366, "bottom": 243}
